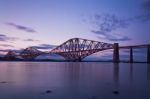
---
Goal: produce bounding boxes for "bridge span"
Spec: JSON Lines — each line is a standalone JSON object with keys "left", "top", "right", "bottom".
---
{"left": 4, "top": 38, "right": 150, "bottom": 63}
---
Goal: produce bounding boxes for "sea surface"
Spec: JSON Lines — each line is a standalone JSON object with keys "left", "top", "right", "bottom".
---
{"left": 0, "top": 62, "right": 150, "bottom": 99}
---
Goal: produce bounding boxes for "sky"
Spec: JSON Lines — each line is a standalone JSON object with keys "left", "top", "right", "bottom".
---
{"left": 0, "top": 0, "right": 150, "bottom": 60}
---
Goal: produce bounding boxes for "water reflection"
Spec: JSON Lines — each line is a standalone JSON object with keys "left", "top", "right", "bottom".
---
{"left": 64, "top": 62, "right": 81, "bottom": 92}
{"left": 147, "top": 64, "right": 150, "bottom": 82}
{"left": 130, "top": 64, "right": 133, "bottom": 82}
{"left": 65, "top": 62, "right": 80, "bottom": 82}
{"left": 0, "top": 62, "right": 150, "bottom": 99}
{"left": 113, "top": 63, "right": 119, "bottom": 91}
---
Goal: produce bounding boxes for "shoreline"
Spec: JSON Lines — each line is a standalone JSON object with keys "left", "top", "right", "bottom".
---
{"left": 0, "top": 60, "right": 149, "bottom": 63}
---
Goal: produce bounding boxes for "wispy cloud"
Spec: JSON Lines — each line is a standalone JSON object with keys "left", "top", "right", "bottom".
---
{"left": 96, "top": 32, "right": 131, "bottom": 41}
{"left": 0, "top": 44, "right": 14, "bottom": 47}
{"left": 24, "top": 39, "right": 40, "bottom": 42}
{"left": 141, "top": 0, "right": 150, "bottom": 21}
{"left": 88, "top": 0, "right": 150, "bottom": 42}
{"left": 6, "top": 22, "right": 37, "bottom": 33}
{"left": 0, "top": 34, "right": 18, "bottom": 42}
{"left": 0, "top": 49, "right": 21, "bottom": 53}
{"left": 126, "top": 0, "right": 150, "bottom": 22}
{"left": 0, "top": 49, "right": 9, "bottom": 53}
{"left": 90, "top": 14, "right": 131, "bottom": 41}
{"left": 31, "top": 44, "right": 57, "bottom": 50}
{"left": 142, "top": 0, "right": 150, "bottom": 12}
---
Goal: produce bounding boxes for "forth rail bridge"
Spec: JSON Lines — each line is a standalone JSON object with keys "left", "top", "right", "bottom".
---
{"left": 3, "top": 38, "right": 150, "bottom": 63}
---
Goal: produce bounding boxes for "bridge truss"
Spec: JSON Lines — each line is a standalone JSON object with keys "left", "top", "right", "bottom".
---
{"left": 3, "top": 37, "right": 150, "bottom": 63}
{"left": 51, "top": 38, "right": 113, "bottom": 61}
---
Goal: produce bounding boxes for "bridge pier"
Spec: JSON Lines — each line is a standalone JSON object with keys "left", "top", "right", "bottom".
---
{"left": 129, "top": 47, "right": 133, "bottom": 63}
{"left": 113, "top": 43, "right": 119, "bottom": 63}
{"left": 147, "top": 46, "right": 150, "bottom": 63}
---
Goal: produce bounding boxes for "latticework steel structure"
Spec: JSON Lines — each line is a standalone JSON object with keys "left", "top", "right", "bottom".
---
{"left": 4, "top": 50, "right": 17, "bottom": 60}
{"left": 20, "top": 47, "right": 43, "bottom": 60}
{"left": 51, "top": 38, "right": 113, "bottom": 61}
{"left": 3, "top": 37, "right": 150, "bottom": 62}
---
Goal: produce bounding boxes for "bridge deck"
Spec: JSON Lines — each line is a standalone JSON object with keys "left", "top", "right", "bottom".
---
{"left": 119, "top": 44, "right": 150, "bottom": 49}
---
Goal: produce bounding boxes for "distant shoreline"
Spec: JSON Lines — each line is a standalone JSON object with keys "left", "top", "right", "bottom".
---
{"left": 0, "top": 60, "right": 149, "bottom": 63}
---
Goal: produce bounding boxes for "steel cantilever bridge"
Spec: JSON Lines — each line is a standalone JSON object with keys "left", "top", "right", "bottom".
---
{"left": 4, "top": 38, "right": 150, "bottom": 63}
{"left": 50, "top": 38, "right": 113, "bottom": 61}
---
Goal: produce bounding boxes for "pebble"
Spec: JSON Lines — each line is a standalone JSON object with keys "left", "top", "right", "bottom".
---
{"left": 113, "top": 91, "right": 119, "bottom": 95}
{"left": 45, "top": 90, "right": 52, "bottom": 94}
{"left": 92, "top": 96, "right": 96, "bottom": 99}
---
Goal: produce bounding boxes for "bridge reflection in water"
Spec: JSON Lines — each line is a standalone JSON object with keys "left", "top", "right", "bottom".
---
{"left": 0, "top": 62, "right": 150, "bottom": 99}
{"left": 4, "top": 38, "right": 150, "bottom": 63}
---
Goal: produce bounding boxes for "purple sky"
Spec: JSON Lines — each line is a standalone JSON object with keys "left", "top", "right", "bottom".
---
{"left": 0, "top": 0, "right": 150, "bottom": 60}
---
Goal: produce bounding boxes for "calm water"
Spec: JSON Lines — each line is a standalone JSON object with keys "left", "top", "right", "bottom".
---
{"left": 0, "top": 62, "right": 150, "bottom": 99}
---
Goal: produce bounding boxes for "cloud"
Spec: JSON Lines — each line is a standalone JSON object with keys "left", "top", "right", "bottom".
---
{"left": 0, "top": 34, "right": 18, "bottom": 42}
{"left": 31, "top": 44, "right": 57, "bottom": 50}
{"left": 90, "top": 14, "right": 131, "bottom": 41}
{"left": 6, "top": 22, "right": 37, "bottom": 33}
{"left": 24, "top": 39, "right": 40, "bottom": 42}
{"left": 92, "top": 30, "right": 131, "bottom": 41}
{"left": 89, "top": 1, "right": 150, "bottom": 41}
{"left": 141, "top": 0, "right": 150, "bottom": 21}
{"left": 0, "top": 49, "right": 21, "bottom": 53}
{"left": 92, "top": 14, "right": 128, "bottom": 33}
{"left": 142, "top": 0, "right": 150, "bottom": 12}
{"left": 126, "top": 0, "right": 150, "bottom": 22}
{"left": 98, "top": 34, "right": 131, "bottom": 41}
{"left": 0, "top": 44, "right": 14, "bottom": 47}
{"left": 0, "top": 49, "right": 9, "bottom": 53}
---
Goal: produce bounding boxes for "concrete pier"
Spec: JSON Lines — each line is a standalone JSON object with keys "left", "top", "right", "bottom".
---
{"left": 147, "top": 46, "right": 150, "bottom": 63}
{"left": 129, "top": 47, "right": 133, "bottom": 63}
{"left": 113, "top": 43, "right": 119, "bottom": 63}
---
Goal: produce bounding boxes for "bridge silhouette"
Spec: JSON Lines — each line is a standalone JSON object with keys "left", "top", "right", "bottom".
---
{"left": 4, "top": 38, "right": 150, "bottom": 63}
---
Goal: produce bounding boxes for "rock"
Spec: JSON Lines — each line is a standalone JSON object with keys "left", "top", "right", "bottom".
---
{"left": 92, "top": 96, "right": 96, "bottom": 99}
{"left": 113, "top": 91, "right": 119, "bottom": 95}
{"left": 40, "top": 90, "right": 53, "bottom": 95}
{"left": 45, "top": 90, "right": 52, "bottom": 94}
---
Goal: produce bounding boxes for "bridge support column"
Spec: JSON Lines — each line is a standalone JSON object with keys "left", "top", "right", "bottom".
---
{"left": 147, "top": 46, "right": 150, "bottom": 63}
{"left": 129, "top": 47, "right": 133, "bottom": 63}
{"left": 113, "top": 43, "right": 119, "bottom": 63}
